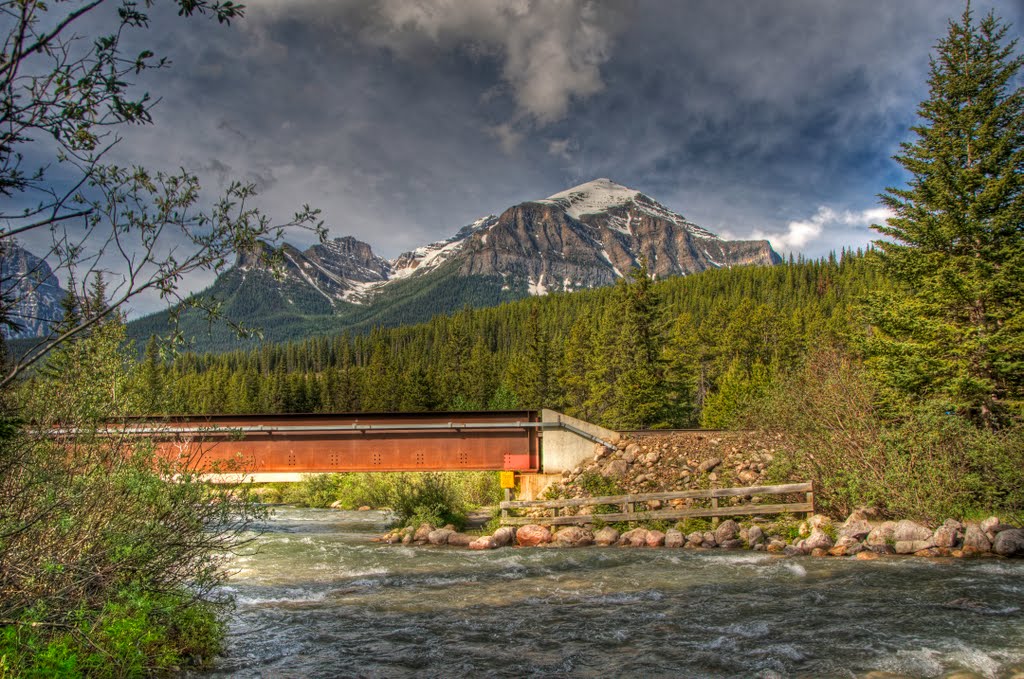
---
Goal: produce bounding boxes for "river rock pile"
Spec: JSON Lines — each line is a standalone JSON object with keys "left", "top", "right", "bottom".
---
{"left": 544, "top": 431, "right": 781, "bottom": 513}
{"left": 376, "top": 511, "right": 1024, "bottom": 558}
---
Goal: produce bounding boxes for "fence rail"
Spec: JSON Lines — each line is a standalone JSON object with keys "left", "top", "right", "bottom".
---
{"left": 499, "top": 482, "right": 814, "bottom": 527}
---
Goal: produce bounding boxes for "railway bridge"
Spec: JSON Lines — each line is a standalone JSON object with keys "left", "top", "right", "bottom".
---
{"left": 128, "top": 409, "right": 617, "bottom": 495}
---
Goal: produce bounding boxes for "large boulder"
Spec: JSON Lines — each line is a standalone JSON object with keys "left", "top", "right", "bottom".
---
{"left": 619, "top": 528, "right": 650, "bottom": 547}
{"left": 665, "top": 529, "right": 684, "bottom": 548}
{"left": 594, "top": 527, "right": 620, "bottom": 546}
{"left": 980, "top": 516, "right": 1001, "bottom": 537}
{"left": 981, "top": 516, "right": 1016, "bottom": 541}
{"left": 808, "top": 515, "right": 832, "bottom": 531}
{"left": 895, "top": 539, "right": 934, "bottom": 554}
{"left": 492, "top": 526, "right": 516, "bottom": 547}
{"left": 554, "top": 526, "right": 594, "bottom": 547}
{"left": 933, "top": 519, "right": 964, "bottom": 549}
{"left": 414, "top": 523, "right": 436, "bottom": 542}
{"left": 866, "top": 521, "right": 897, "bottom": 546}
{"left": 702, "top": 531, "right": 718, "bottom": 548}
{"left": 715, "top": 519, "right": 740, "bottom": 544}
{"left": 803, "top": 529, "right": 834, "bottom": 552}
{"left": 838, "top": 513, "right": 873, "bottom": 541}
{"left": 469, "top": 536, "right": 497, "bottom": 550}
{"left": 893, "top": 520, "right": 932, "bottom": 543}
{"left": 962, "top": 524, "right": 992, "bottom": 553}
{"left": 993, "top": 529, "right": 1024, "bottom": 557}
{"left": 427, "top": 528, "right": 454, "bottom": 545}
{"left": 516, "top": 524, "right": 553, "bottom": 546}
{"left": 645, "top": 530, "right": 666, "bottom": 547}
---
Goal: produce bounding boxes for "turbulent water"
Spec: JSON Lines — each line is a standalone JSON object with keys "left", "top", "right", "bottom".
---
{"left": 196, "top": 507, "right": 1024, "bottom": 678}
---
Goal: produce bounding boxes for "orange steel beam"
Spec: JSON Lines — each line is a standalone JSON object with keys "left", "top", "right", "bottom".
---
{"left": 132, "top": 411, "right": 541, "bottom": 474}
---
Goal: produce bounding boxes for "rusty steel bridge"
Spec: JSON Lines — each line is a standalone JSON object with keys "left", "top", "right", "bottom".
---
{"left": 107, "top": 410, "right": 617, "bottom": 480}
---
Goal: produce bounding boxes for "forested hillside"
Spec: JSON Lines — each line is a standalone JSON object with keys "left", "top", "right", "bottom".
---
{"left": 144, "top": 252, "right": 883, "bottom": 430}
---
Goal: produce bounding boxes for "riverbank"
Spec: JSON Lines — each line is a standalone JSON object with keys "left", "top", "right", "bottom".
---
{"left": 376, "top": 510, "right": 1024, "bottom": 559}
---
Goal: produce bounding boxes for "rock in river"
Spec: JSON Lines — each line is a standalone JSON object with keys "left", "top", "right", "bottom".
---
{"left": 492, "top": 526, "right": 516, "bottom": 547}
{"left": 554, "top": 526, "right": 594, "bottom": 547}
{"left": 594, "top": 527, "right": 620, "bottom": 546}
{"left": 516, "top": 524, "right": 553, "bottom": 547}
{"left": 993, "top": 529, "right": 1024, "bottom": 557}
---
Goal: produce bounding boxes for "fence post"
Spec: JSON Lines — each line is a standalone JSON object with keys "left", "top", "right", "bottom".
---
{"left": 502, "top": 488, "right": 510, "bottom": 521}
{"left": 711, "top": 497, "right": 719, "bottom": 528}
{"left": 806, "top": 483, "right": 815, "bottom": 518}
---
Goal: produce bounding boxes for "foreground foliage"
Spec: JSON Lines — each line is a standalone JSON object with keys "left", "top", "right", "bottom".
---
{"left": 0, "top": 304, "right": 261, "bottom": 676}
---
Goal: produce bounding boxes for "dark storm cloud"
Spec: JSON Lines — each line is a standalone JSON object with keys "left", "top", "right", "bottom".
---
{"left": 101, "top": 0, "right": 1024, "bottom": 313}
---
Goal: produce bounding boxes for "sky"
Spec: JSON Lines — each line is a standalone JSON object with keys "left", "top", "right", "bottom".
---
{"left": 28, "top": 0, "right": 1024, "bottom": 312}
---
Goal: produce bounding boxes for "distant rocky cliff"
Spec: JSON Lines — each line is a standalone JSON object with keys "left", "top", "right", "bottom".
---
{"left": 0, "top": 243, "right": 67, "bottom": 339}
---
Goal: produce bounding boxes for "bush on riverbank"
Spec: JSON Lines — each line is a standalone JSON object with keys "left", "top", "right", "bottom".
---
{"left": 757, "top": 348, "right": 1024, "bottom": 524}
{"left": 0, "top": 588, "right": 222, "bottom": 677}
{"left": 1, "top": 313, "right": 262, "bottom": 676}
{"left": 283, "top": 471, "right": 503, "bottom": 527}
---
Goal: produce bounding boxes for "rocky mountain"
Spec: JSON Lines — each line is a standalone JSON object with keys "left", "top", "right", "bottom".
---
{"left": 456, "top": 178, "right": 779, "bottom": 294}
{"left": 0, "top": 243, "right": 67, "bottom": 340}
{"left": 128, "top": 179, "right": 780, "bottom": 349}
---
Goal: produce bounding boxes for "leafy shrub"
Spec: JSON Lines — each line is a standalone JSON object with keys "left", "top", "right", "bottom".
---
{"left": 0, "top": 588, "right": 223, "bottom": 677}
{"left": 288, "top": 471, "right": 503, "bottom": 514}
{"left": 576, "top": 472, "right": 622, "bottom": 497}
{"left": 755, "top": 347, "right": 1024, "bottom": 523}
{"left": 380, "top": 473, "right": 467, "bottom": 528}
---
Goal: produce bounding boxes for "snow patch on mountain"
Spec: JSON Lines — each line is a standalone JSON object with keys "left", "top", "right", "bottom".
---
{"left": 391, "top": 215, "right": 497, "bottom": 280}
{"left": 539, "top": 178, "right": 641, "bottom": 218}
{"left": 527, "top": 272, "right": 548, "bottom": 296}
{"left": 538, "top": 177, "right": 721, "bottom": 241}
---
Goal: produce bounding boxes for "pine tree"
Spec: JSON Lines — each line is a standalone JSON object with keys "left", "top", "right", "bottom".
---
{"left": 139, "top": 336, "right": 166, "bottom": 415}
{"left": 870, "top": 7, "right": 1024, "bottom": 423}
{"left": 606, "top": 258, "right": 667, "bottom": 429}
{"left": 507, "top": 306, "right": 553, "bottom": 409}
{"left": 558, "top": 315, "right": 595, "bottom": 419}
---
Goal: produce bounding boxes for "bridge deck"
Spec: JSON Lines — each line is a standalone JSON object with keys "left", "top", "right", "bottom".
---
{"left": 139, "top": 411, "right": 541, "bottom": 474}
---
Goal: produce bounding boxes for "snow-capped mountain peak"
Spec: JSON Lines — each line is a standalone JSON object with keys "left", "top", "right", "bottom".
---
{"left": 535, "top": 178, "right": 720, "bottom": 240}
{"left": 538, "top": 178, "right": 642, "bottom": 219}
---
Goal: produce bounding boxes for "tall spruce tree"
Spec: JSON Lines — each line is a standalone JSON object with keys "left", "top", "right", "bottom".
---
{"left": 870, "top": 6, "right": 1024, "bottom": 423}
{"left": 606, "top": 258, "right": 667, "bottom": 429}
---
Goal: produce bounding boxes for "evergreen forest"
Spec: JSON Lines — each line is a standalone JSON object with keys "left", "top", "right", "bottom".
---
{"left": 135, "top": 253, "right": 880, "bottom": 430}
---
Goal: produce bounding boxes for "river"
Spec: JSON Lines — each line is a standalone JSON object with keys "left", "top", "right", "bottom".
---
{"left": 196, "top": 507, "right": 1024, "bottom": 678}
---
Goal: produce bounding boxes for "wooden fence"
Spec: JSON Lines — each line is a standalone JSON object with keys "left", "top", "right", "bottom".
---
{"left": 499, "top": 482, "right": 814, "bottom": 527}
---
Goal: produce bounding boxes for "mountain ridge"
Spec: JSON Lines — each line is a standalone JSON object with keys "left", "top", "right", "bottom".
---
{"left": 127, "top": 178, "right": 781, "bottom": 351}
